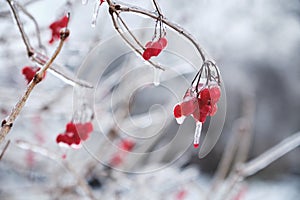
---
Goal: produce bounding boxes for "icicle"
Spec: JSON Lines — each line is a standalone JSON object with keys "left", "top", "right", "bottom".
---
{"left": 82, "top": 0, "right": 88, "bottom": 5}
{"left": 193, "top": 122, "right": 202, "bottom": 148}
{"left": 153, "top": 67, "right": 162, "bottom": 86}
{"left": 91, "top": 0, "right": 101, "bottom": 27}
{"left": 175, "top": 116, "right": 186, "bottom": 125}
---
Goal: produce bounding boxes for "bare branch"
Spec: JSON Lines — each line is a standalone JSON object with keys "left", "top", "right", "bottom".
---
{"left": 15, "top": 1, "right": 46, "bottom": 52}
{"left": 6, "top": 0, "right": 34, "bottom": 57}
{"left": 114, "top": 2, "right": 207, "bottom": 62}
{"left": 239, "top": 131, "right": 300, "bottom": 177}
{"left": 222, "top": 131, "right": 300, "bottom": 200}
{"left": 32, "top": 52, "right": 94, "bottom": 88}
{"left": 6, "top": 0, "right": 93, "bottom": 88}
{"left": 0, "top": 140, "right": 10, "bottom": 161}
{"left": 109, "top": 10, "right": 165, "bottom": 70}
{"left": 0, "top": 28, "right": 69, "bottom": 144}
{"left": 152, "top": 0, "right": 163, "bottom": 16}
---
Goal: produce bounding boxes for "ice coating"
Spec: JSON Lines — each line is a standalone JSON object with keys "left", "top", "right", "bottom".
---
{"left": 193, "top": 122, "right": 202, "bottom": 148}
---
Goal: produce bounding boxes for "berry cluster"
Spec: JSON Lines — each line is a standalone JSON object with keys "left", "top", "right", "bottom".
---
{"left": 142, "top": 37, "right": 167, "bottom": 60}
{"left": 173, "top": 84, "right": 221, "bottom": 148}
{"left": 109, "top": 139, "right": 135, "bottom": 167}
{"left": 48, "top": 15, "right": 68, "bottom": 44}
{"left": 21, "top": 66, "right": 46, "bottom": 84}
{"left": 56, "top": 122, "right": 93, "bottom": 148}
{"left": 174, "top": 85, "right": 221, "bottom": 124}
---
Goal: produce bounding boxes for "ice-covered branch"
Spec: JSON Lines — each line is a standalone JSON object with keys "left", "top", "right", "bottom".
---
{"left": 0, "top": 15, "right": 70, "bottom": 144}
{"left": 110, "top": 1, "right": 208, "bottom": 62}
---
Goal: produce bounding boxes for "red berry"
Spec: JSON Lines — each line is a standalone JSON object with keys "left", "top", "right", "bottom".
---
{"left": 199, "top": 114, "right": 207, "bottom": 123}
{"left": 149, "top": 41, "right": 163, "bottom": 56}
{"left": 49, "top": 15, "right": 68, "bottom": 44}
{"left": 181, "top": 98, "right": 197, "bottom": 116}
{"left": 209, "top": 86, "right": 221, "bottom": 103}
{"left": 145, "top": 41, "right": 153, "bottom": 48}
{"left": 22, "top": 66, "right": 39, "bottom": 84}
{"left": 120, "top": 139, "right": 135, "bottom": 151}
{"left": 192, "top": 108, "right": 200, "bottom": 122}
{"left": 173, "top": 104, "right": 182, "bottom": 118}
{"left": 76, "top": 122, "right": 93, "bottom": 141}
{"left": 200, "top": 104, "right": 211, "bottom": 115}
{"left": 142, "top": 40, "right": 164, "bottom": 61}
{"left": 142, "top": 49, "right": 152, "bottom": 60}
{"left": 110, "top": 154, "right": 123, "bottom": 166}
{"left": 200, "top": 88, "right": 211, "bottom": 103}
{"left": 100, "top": 0, "right": 105, "bottom": 5}
{"left": 209, "top": 104, "right": 218, "bottom": 116}
{"left": 158, "top": 37, "right": 168, "bottom": 48}
{"left": 56, "top": 122, "right": 93, "bottom": 147}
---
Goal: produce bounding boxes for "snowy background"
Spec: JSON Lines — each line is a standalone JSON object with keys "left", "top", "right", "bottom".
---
{"left": 0, "top": 0, "right": 299, "bottom": 199}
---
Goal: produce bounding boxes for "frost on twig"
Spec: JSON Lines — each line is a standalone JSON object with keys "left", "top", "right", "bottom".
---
{"left": 6, "top": 0, "right": 93, "bottom": 88}
{"left": 220, "top": 131, "right": 300, "bottom": 200}
{"left": 0, "top": 140, "right": 10, "bottom": 161}
{"left": 0, "top": 9, "right": 70, "bottom": 144}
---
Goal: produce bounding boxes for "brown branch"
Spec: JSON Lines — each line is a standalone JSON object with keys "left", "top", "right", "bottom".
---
{"left": 6, "top": 0, "right": 34, "bottom": 57}
{"left": 6, "top": 0, "right": 93, "bottom": 88}
{"left": 15, "top": 1, "right": 46, "bottom": 52}
{"left": 109, "top": 10, "right": 165, "bottom": 70}
{"left": 152, "top": 0, "right": 163, "bottom": 16}
{"left": 0, "top": 26, "right": 69, "bottom": 144}
{"left": 0, "top": 140, "right": 10, "bottom": 161}
{"left": 116, "top": 13, "right": 145, "bottom": 50}
{"left": 114, "top": 2, "right": 207, "bottom": 62}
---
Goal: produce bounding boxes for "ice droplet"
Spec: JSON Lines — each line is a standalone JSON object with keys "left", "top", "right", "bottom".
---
{"left": 175, "top": 116, "right": 186, "bottom": 124}
{"left": 91, "top": 0, "right": 100, "bottom": 27}
{"left": 193, "top": 122, "right": 202, "bottom": 148}
{"left": 82, "top": 0, "right": 88, "bottom": 5}
{"left": 153, "top": 68, "right": 162, "bottom": 86}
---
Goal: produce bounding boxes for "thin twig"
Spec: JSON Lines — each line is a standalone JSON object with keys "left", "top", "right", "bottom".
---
{"left": 222, "top": 131, "right": 300, "bottom": 200}
{"left": 6, "top": 0, "right": 34, "bottom": 57}
{"left": 152, "top": 0, "right": 163, "bottom": 16}
{"left": 0, "top": 140, "right": 10, "bottom": 160}
{"left": 0, "top": 24, "right": 69, "bottom": 144}
{"left": 14, "top": 139, "right": 96, "bottom": 200}
{"left": 110, "top": 11, "right": 164, "bottom": 70}
{"left": 31, "top": 52, "right": 94, "bottom": 88}
{"left": 6, "top": 0, "right": 93, "bottom": 88}
{"left": 115, "top": 2, "right": 207, "bottom": 62}
{"left": 239, "top": 131, "right": 300, "bottom": 177}
{"left": 115, "top": 13, "right": 144, "bottom": 50}
{"left": 15, "top": 1, "right": 46, "bottom": 52}
{"left": 209, "top": 119, "right": 243, "bottom": 191}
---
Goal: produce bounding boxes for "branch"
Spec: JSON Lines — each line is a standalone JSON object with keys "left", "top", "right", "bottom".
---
{"left": 0, "top": 140, "right": 10, "bottom": 161}
{"left": 113, "top": 1, "right": 207, "bottom": 62}
{"left": 109, "top": 10, "right": 165, "bottom": 70}
{"left": 152, "top": 0, "right": 163, "bottom": 16}
{"left": 222, "top": 131, "right": 300, "bottom": 200}
{"left": 0, "top": 27, "right": 69, "bottom": 144}
{"left": 31, "top": 52, "right": 94, "bottom": 88}
{"left": 6, "top": 0, "right": 93, "bottom": 88}
{"left": 6, "top": 0, "right": 34, "bottom": 57}
{"left": 239, "top": 131, "right": 300, "bottom": 177}
{"left": 15, "top": 1, "right": 46, "bottom": 52}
